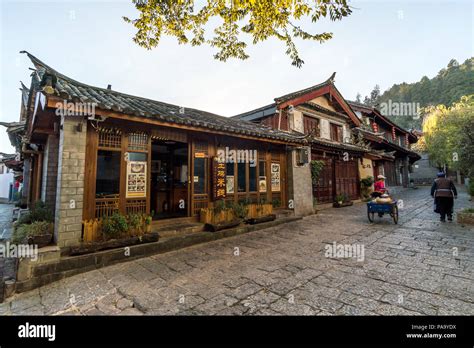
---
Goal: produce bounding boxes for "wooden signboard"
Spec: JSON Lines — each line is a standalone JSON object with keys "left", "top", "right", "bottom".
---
{"left": 212, "top": 157, "right": 226, "bottom": 200}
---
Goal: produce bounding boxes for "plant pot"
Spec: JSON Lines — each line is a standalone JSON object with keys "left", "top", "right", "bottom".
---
{"left": 333, "top": 201, "right": 353, "bottom": 208}
{"left": 205, "top": 219, "right": 242, "bottom": 232}
{"left": 246, "top": 214, "right": 276, "bottom": 225}
{"left": 27, "top": 234, "right": 53, "bottom": 248}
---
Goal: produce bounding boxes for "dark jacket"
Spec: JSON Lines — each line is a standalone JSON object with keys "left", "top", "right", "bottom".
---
{"left": 431, "top": 178, "right": 457, "bottom": 198}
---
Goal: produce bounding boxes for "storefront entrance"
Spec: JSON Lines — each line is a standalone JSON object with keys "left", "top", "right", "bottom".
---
{"left": 151, "top": 139, "right": 189, "bottom": 219}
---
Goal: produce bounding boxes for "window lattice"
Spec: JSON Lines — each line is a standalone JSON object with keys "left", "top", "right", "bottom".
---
{"left": 98, "top": 128, "right": 122, "bottom": 149}
{"left": 126, "top": 199, "right": 147, "bottom": 214}
{"left": 128, "top": 132, "right": 148, "bottom": 151}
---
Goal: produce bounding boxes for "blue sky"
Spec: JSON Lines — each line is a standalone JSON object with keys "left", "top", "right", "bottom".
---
{"left": 0, "top": 0, "right": 472, "bottom": 153}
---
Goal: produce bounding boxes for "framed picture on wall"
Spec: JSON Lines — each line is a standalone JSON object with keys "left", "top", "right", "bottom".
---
{"left": 226, "top": 175, "right": 235, "bottom": 194}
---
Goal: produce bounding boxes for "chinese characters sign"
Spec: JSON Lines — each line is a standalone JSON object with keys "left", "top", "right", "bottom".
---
{"left": 212, "top": 157, "right": 226, "bottom": 200}
{"left": 271, "top": 163, "right": 280, "bottom": 192}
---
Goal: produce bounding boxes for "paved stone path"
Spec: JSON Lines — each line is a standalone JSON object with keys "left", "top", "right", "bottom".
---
{"left": 1, "top": 187, "right": 473, "bottom": 315}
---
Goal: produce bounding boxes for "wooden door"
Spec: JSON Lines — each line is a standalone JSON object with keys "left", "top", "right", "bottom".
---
{"left": 335, "top": 159, "right": 360, "bottom": 200}
{"left": 312, "top": 155, "right": 334, "bottom": 204}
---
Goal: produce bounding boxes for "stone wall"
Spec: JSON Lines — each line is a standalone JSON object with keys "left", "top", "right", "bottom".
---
{"left": 288, "top": 147, "right": 314, "bottom": 216}
{"left": 54, "top": 116, "right": 86, "bottom": 248}
{"left": 40, "top": 135, "right": 59, "bottom": 210}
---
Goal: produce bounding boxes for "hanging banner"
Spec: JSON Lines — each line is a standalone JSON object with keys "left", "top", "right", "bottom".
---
{"left": 271, "top": 163, "right": 280, "bottom": 192}
{"left": 126, "top": 161, "right": 147, "bottom": 198}
{"left": 212, "top": 157, "right": 226, "bottom": 200}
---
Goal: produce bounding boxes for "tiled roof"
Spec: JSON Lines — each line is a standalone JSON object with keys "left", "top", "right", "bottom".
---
{"left": 21, "top": 51, "right": 305, "bottom": 144}
{"left": 274, "top": 80, "right": 330, "bottom": 104}
{"left": 310, "top": 137, "right": 367, "bottom": 153}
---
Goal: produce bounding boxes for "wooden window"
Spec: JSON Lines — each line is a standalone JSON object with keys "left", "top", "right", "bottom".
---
{"left": 98, "top": 127, "right": 121, "bottom": 149}
{"left": 303, "top": 115, "right": 320, "bottom": 137}
{"left": 330, "top": 123, "right": 343, "bottom": 142}
{"left": 249, "top": 163, "right": 257, "bottom": 192}
{"left": 128, "top": 132, "right": 148, "bottom": 152}
{"left": 193, "top": 157, "right": 207, "bottom": 194}
{"left": 96, "top": 150, "right": 120, "bottom": 198}
{"left": 237, "top": 162, "right": 246, "bottom": 192}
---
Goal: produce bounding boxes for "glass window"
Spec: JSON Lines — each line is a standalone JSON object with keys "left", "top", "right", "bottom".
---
{"left": 128, "top": 152, "right": 147, "bottom": 162}
{"left": 96, "top": 150, "right": 120, "bottom": 197}
{"left": 237, "top": 162, "right": 246, "bottom": 192}
{"left": 259, "top": 160, "right": 266, "bottom": 176}
{"left": 193, "top": 158, "right": 206, "bottom": 194}
{"left": 249, "top": 164, "right": 257, "bottom": 192}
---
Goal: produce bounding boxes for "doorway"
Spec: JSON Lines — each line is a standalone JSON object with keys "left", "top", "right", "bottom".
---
{"left": 151, "top": 139, "right": 189, "bottom": 219}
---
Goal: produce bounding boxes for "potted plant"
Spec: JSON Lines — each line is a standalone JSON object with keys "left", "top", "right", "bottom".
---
{"left": 360, "top": 176, "right": 374, "bottom": 200}
{"left": 333, "top": 193, "right": 353, "bottom": 208}
{"left": 12, "top": 221, "right": 54, "bottom": 248}
{"left": 200, "top": 200, "right": 241, "bottom": 231}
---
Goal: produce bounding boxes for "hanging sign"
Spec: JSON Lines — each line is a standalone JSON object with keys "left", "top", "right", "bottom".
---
{"left": 126, "top": 161, "right": 147, "bottom": 198}
{"left": 212, "top": 157, "right": 226, "bottom": 200}
{"left": 271, "top": 163, "right": 281, "bottom": 192}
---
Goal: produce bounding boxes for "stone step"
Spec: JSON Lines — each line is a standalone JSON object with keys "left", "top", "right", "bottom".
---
{"left": 274, "top": 209, "right": 294, "bottom": 219}
{"left": 152, "top": 222, "right": 204, "bottom": 238}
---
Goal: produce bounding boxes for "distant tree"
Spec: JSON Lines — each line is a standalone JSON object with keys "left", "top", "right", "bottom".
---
{"left": 355, "top": 93, "right": 362, "bottom": 103}
{"left": 363, "top": 85, "right": 381, "bottom": 107}
{"left": 423, "top": 95, "right": 474, "bottom": 176}
{"left": 377, "top": 57, "right": 474, "bottom": 130}
{"left": 123, "top": 0, "right": 353, "bottom": 68}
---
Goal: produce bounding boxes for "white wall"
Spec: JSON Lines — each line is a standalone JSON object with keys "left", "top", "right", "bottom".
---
{"left": 0, "top": 172, "right": 14, "bottom": 198}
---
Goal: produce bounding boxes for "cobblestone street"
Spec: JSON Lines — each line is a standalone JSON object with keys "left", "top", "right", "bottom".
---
{"left": 1, "top": 187, "right": 473, "bottom": 316}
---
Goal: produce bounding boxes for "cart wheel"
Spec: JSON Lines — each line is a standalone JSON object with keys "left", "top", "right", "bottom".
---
{"left": 392, "top": 205, "right": 399, "bottom": 224}
{"left": 368, "top": 210, "right": 375, "bottom": 223}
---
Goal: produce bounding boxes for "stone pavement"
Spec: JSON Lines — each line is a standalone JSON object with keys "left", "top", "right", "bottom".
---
{"left": 0, "top": 187, "right": 473, "bottom": 315}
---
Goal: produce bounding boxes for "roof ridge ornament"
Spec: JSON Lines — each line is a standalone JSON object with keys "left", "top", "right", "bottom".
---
{"left": 327, "top": 72, "right": 336, "bottom": 84}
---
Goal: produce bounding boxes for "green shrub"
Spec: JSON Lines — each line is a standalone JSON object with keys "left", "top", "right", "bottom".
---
{"left": 360, "top": 176, "right": 374, "bottom": 188}
{"left": 102, "top": 213, "right": 129, "bottom": 240}
{"left": 17, "top": 201, "right": 54, "bottom": 225}
{"left": 462, "top": 208, "right": 474, "bottom": 214}
{"left": 12, "top": 221, "right": 54, "bottom": 244}
{"left": 232, "top": 202, "right": 248, "bottom": 219}
{"left": 214, "top": 199, "right": 227, "bottom": 214}
{"left": 272, "top": 199, "right": 281, "bottom": 208}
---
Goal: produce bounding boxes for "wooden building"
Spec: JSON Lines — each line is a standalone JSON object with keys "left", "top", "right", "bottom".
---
{"left": 233, "top": 75, "right": 367, "bottom": 204}
{"left": 17, "top": 52, "right": 310, "bottom": 248}
{"left": 349, "top": 101, "right": 420, "bottom": 188}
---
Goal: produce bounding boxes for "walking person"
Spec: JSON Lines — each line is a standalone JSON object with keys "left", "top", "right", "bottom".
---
{"left": 431, "top": 172, "right": 457, "bottom": 222}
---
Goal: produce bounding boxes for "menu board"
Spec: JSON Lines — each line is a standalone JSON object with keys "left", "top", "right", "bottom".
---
{"left": 126, "top": 161, "right": 147, "bottom": 198}
{"left": 271, "top": 163, "right": 280, "bottom": 192}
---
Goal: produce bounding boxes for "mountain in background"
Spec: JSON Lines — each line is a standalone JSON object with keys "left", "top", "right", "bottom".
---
{"left": 358, "top": 58, "right": 474, "bottom": 130}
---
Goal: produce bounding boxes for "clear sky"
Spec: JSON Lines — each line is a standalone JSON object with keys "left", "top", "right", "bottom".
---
{"left": 0, "top": 0, "right": 472, "bottom": 153}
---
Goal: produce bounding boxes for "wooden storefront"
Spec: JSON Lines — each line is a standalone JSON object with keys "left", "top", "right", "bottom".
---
{"left": 82, "top": 120, "right": 289, "bottom": 221}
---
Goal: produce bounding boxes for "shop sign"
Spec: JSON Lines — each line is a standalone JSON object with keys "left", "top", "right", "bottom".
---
{"left": 212, "top": 157, "right": 226, "bottom": 200}
{"left": 271, "top": 163, "right": 280, "bottom": 192}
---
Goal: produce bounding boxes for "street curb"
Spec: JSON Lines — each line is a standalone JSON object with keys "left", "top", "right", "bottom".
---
{"left": 9, "top": 216, "right": 302, "bottom": 298}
